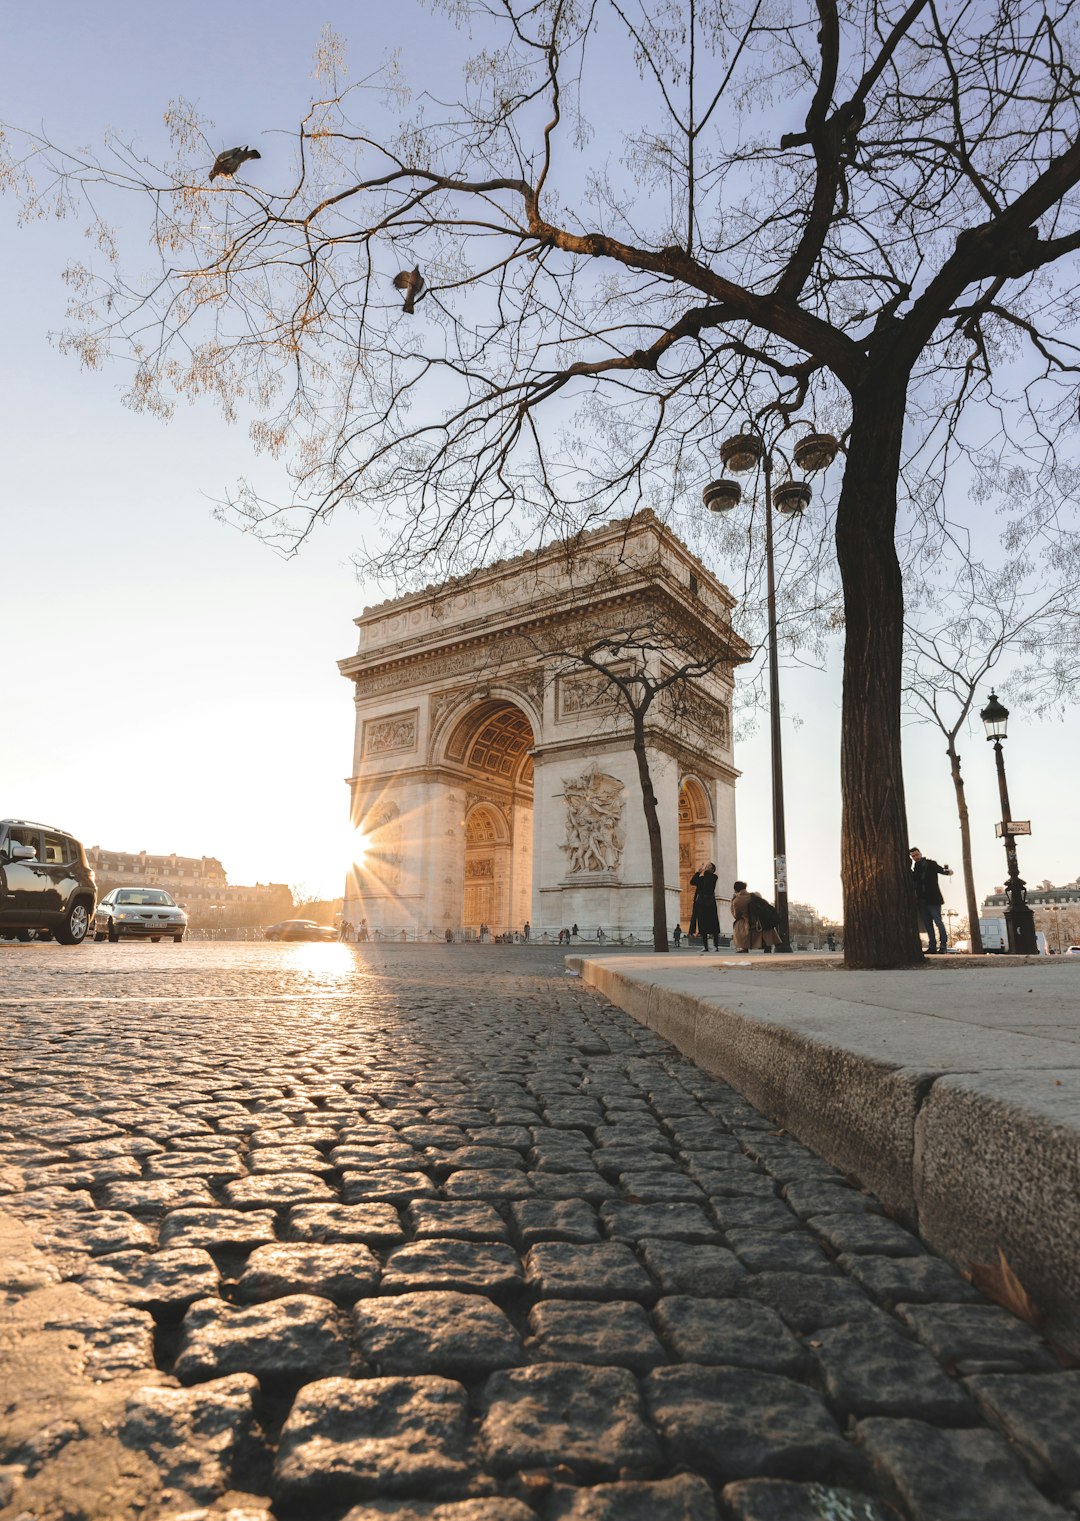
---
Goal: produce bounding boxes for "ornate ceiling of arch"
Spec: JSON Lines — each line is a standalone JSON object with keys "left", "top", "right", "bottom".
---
{"left": 446, "top": 701, "right": 535, "bottom": 790}
{"left": 679, "top": 777, "right": 712, "bottom": 824}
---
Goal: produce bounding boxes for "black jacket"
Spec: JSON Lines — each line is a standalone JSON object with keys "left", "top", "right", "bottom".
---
{"left": 912, "top": 857, "right": 949, "bottom": 905}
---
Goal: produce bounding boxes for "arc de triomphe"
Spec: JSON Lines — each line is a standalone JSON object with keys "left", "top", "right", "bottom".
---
{"left": 338, "top": 513, "right": 749, "bottom": 940}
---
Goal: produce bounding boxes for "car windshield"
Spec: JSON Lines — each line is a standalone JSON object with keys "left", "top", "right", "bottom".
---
{"left": 114, "top": 890, "right": 177, "bottom": 906}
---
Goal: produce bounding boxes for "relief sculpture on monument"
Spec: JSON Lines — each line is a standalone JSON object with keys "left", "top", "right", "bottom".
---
{"left": 561, "top": 764, "right": 626, "bottom": 875}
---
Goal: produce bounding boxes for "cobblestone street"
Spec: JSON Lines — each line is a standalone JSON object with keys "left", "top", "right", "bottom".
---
{"left": 1, "top": 942, "right": 1077, "bottom": 1521}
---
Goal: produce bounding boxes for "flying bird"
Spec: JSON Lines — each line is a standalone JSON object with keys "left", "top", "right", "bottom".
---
{"left": 393, "top": 267, "right": 425, "bottom": 314}
{"left": 209, "top": 147, "right": 262, "bottom": 183}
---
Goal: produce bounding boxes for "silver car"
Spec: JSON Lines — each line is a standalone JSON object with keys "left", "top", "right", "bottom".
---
{"left": 94, "top": 887, "right": 187, "bottom": 943}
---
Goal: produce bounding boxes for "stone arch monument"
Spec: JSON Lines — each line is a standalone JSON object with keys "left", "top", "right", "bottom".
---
{"left": 338, "top": 513, "right": 749, "bottom": 939}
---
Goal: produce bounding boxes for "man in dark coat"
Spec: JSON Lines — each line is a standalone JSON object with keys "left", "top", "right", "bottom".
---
{"left": 690, "top": 863, "right": 721, "bottom": 952}
{"left": 909, "top": 847, "right": 954, "bottom": 953}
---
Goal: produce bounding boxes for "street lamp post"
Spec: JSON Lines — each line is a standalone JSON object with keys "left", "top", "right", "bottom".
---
{"left": 979, "top": 691, "right": 1039, "bottom": 956}
{"left": 703, "top": 423, "right": 839, "bottom": 953}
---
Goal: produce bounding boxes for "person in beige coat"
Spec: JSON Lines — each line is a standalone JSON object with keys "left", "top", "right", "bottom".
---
{"left": 731, "top": 881, "right": 783, "bottom": 952}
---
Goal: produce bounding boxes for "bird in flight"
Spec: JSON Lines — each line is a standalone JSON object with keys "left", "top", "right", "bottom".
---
{"left": 209, "top": 147, "right": 262, "bottom": 183}
{"left": 393, "top": 267, "right": 425, "bottom": 314}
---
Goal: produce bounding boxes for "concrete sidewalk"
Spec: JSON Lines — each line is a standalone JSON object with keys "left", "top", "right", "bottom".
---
{"left": 568, "top": 951, "right": 1080, "bottom": 1351}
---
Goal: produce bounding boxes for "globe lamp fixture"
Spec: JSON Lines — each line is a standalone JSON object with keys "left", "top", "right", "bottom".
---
{"left": 792, "top": 432, "right": 840, "bottom": 473}
{"left": 719, "top": 433, "right": 764, "bottom": 472}
{"left": 773, "top": 480, "right": 812, "bottom": 515}
{"left": 702, "top": 479, "right": 742, "bottom": 513}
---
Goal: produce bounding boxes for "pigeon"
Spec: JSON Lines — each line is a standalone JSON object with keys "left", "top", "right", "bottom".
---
{"left": 209, "top": 147, "right": 262, "bottom": 183}
{"left": 393, "top": 267, "right": 425, "bottom": 314}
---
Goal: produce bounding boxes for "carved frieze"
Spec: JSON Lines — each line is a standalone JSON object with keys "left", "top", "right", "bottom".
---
{"left": 465, "top": 856, "right": 495, "bottom": 880}
{"left": 559, "top": 764, "right": 626, "bottom": 876}
{"left": 363, "top": 711, "right": 418, "bottom": 757}
{"left": 556, "top": 670, "right": 620, "bottom": 722}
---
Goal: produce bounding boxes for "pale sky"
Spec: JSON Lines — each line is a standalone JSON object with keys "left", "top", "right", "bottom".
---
{"left": 2, "top": 1, "right": 1077, "bottom": 916}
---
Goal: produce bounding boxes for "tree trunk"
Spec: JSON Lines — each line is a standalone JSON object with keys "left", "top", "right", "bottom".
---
{"left": 947, "top": 738, "right": 984, "bottom": 953}
{"left": 632, "top": 712, "right": 670, "bottom": 952}
{"left": 836, "top": 382, "right": 922, "bottom": 968}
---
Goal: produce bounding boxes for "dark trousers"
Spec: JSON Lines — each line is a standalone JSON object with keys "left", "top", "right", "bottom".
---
{"left": 919, "top": 900, "right": 947, "bottom": 951}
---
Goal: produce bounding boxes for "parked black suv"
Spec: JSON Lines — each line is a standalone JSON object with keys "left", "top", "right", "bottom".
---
{"left": 0, "top": 819, "right": 97, "bottom": 944}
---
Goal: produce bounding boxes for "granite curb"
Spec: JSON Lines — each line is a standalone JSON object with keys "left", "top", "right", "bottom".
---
{"left": 567, "top": 955, "right": 1080, "bottom": 1353}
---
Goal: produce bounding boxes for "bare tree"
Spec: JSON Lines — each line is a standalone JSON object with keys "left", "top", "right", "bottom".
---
{"left": 903, "top": 556, "right": 1080, "bottom": 951}
{"left": 7, "top": 0, "right": 1080, "bottom": 965}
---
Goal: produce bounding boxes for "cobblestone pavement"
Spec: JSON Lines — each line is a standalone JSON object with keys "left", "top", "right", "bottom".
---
{"left": 1, "top": 942, "right": 1077, "bottom": 1521}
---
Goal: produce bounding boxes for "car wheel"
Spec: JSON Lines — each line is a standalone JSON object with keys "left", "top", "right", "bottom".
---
{"left": 173, "top": 934, "right": 184, "bottom": 943}
{"left": 55, "top": 899, "right": 91, "bottom": 945}
{"left": 151, "top": 936, "right": 161, "bottom": 943}
{"left": 107, "top": 920, "right": 120, "bottom": 944}
{"left": 93, "top": 932, "right": 106, "bottom": 943}
{"left": 15, "top": 928, "right": 38, "bottom": 943}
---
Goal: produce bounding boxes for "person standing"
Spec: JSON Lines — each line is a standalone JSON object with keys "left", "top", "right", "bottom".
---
{"left": 523, "top": 920, "right": 530, "bottom": 942}
{"left": 909, "top": 848, "right": 953, "bottom": 953}
{"left": 673, "top": 923, "right": 682, "bottom": 949}
{"left": 690, "top": 863, "right": 721, "bottom": 952}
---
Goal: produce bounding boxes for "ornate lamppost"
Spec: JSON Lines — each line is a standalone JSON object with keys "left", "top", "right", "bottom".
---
{"left": 979, "top": 691, "right": 1039, "bottom": 955}
{"left": 703, "top": 423, "right": 840, "bottom": 952}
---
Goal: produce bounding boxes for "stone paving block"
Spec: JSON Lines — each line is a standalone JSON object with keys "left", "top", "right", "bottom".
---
{"left": 286, "top": 1202, "right": 404, "bottom": 1245}
{"left": 355, "top": 1290, "right": 522, "bottom": 1377}
{"left": 273, "top": 1375, "right": 470, "bottom": 1506}
{"left": 740, "top": 1273, "right": 878, "bottom": 1332}
{"left": 710, "top": 1197, "right": 800, "bottom": 1234}
{"left": 247, "top": 1146, "right": 334, "bottom": 1174}
{"left": 341, "top": 1502, "right": 535, "bottom": 1521}
{"left": 8, "top": 1187, "right": 95, "bottom": 1215}
{"left": 43, "top": 1304, "right": 156, "bottom": 1379}
{"left": 342, "top": 1170, "right": 439, "bottom": 1204}
{"left": 782, "top": 1183, "right": 881, "bottom": 1221}
{"left": 443, "top": 1168, "right": 534, "bottom": 1199}
{"left": 398, "top": 1126, "right": 466, "bottom": 1148}
{"left": 965, "top": 1370, "right": 1080, "bottom": 1487}
{"left": 220, "top": 1172, "right": 337, "bottom": 1210}
{"left": 856, "top": 1417, "right": 1067, "bottom": 1520}
{"left": 615, "top": 1171, "right": 704, "bottom": 1202}
{"left": 146, "top": 1150, "right": 245, "bottom": 1180}
{"left": 896, "top": 1302, "right": 1058, "bottom": 1375}
{"left": 524, "top": 1241, "right": 655, "bottom": 1302}
{"left": 836, "top": 1251, "right": 981, "bottom": 1307}
{"left": 237, "top": 1242, "right": 380, "bottom": 1302}
{"left": 160, "top": 1208, "right": 278, "bottom": 1252}
{"left": 438, "top": 1146, "right": 527, "bottom": 1172}
{"left": 727, "top": 1231, "right": 835, "bottom": 1276}
{"left": 480, "top": 1363, "right": 659, "bottom": 1478}
{"left": 812, "top": 1317, "right": 975, "bottom": 1422}
{"left": 545, "top": 1472, "right": 718, "bottom": 1518}
{"left": 120, "top": 1372, "right": 257, "bottom": 1503}
{"left": 529, "top": 1172, "right": 616, "bottom": 1202}
{"left": 381, "top": 1240, "right": 524, "bottom": 1296}
{"left": 652, "top": 1297, "right": 806, "bottom": 1376}
{"left": 408, "top": 1201, "right": 509, "bottom": 1240}
{"left": 527, "top": 1299, "right": 666, "bottom": 1372}
{"left": 333, "top": 1143, "right": 422, "bottom": 1168}
{"left": 103, "top": 1179, "right": 217, "bottom": 1216}
{"left": 70, "top": 1136, "right": 164, "bottom": 1159}
{"left": 701, "top": 1173, "right": 778, "bottom": 1198}
{"left": 36, "top": 1210, "right": 157, "bottom": 1256}
{"left": 468, "top": 1125, "right": 532, "bottom": 1149}
{"left": 808, "top": 1214, "right": 925, "bottom": 1258}
{"left": 600, "top": 1201, "right": 719, "bottom": 1244}
{"left": 174, "top": 1294, "right": 353, "bottom": 1385}
{"left": 80, "top": 1247, "right": 220, "bottom": 1310}
{"left": 638, "top": 1239, "right": 746, "bottom": 1296}
{"left": 511, "top": 1199, "right": 600, "bottom": 1245}
{"left": 645, "top": 1365, "right": 857, "bottom": 1484}
{"left": 720, "top": 1479, "right": 890, "bottom": 1521}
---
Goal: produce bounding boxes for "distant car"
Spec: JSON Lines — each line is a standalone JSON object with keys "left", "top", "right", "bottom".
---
{"left": 1066, "top": 945, "right": 1080, "bottom": 956}
{"left": 264, "top": 919, "right": 337, "bottom": 942}
{"left": 0, "top": 819, "right": 96, "bottom": 944}
{"left": 94, "top": 888, "right": 187, "bottom": 943}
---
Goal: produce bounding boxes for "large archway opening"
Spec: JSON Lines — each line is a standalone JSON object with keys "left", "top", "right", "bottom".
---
{"left": 443, "top": 699, "right": 535, "bottom": 936}
{"left": 679, "top": 776, "right": 715, "bottom": 929}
